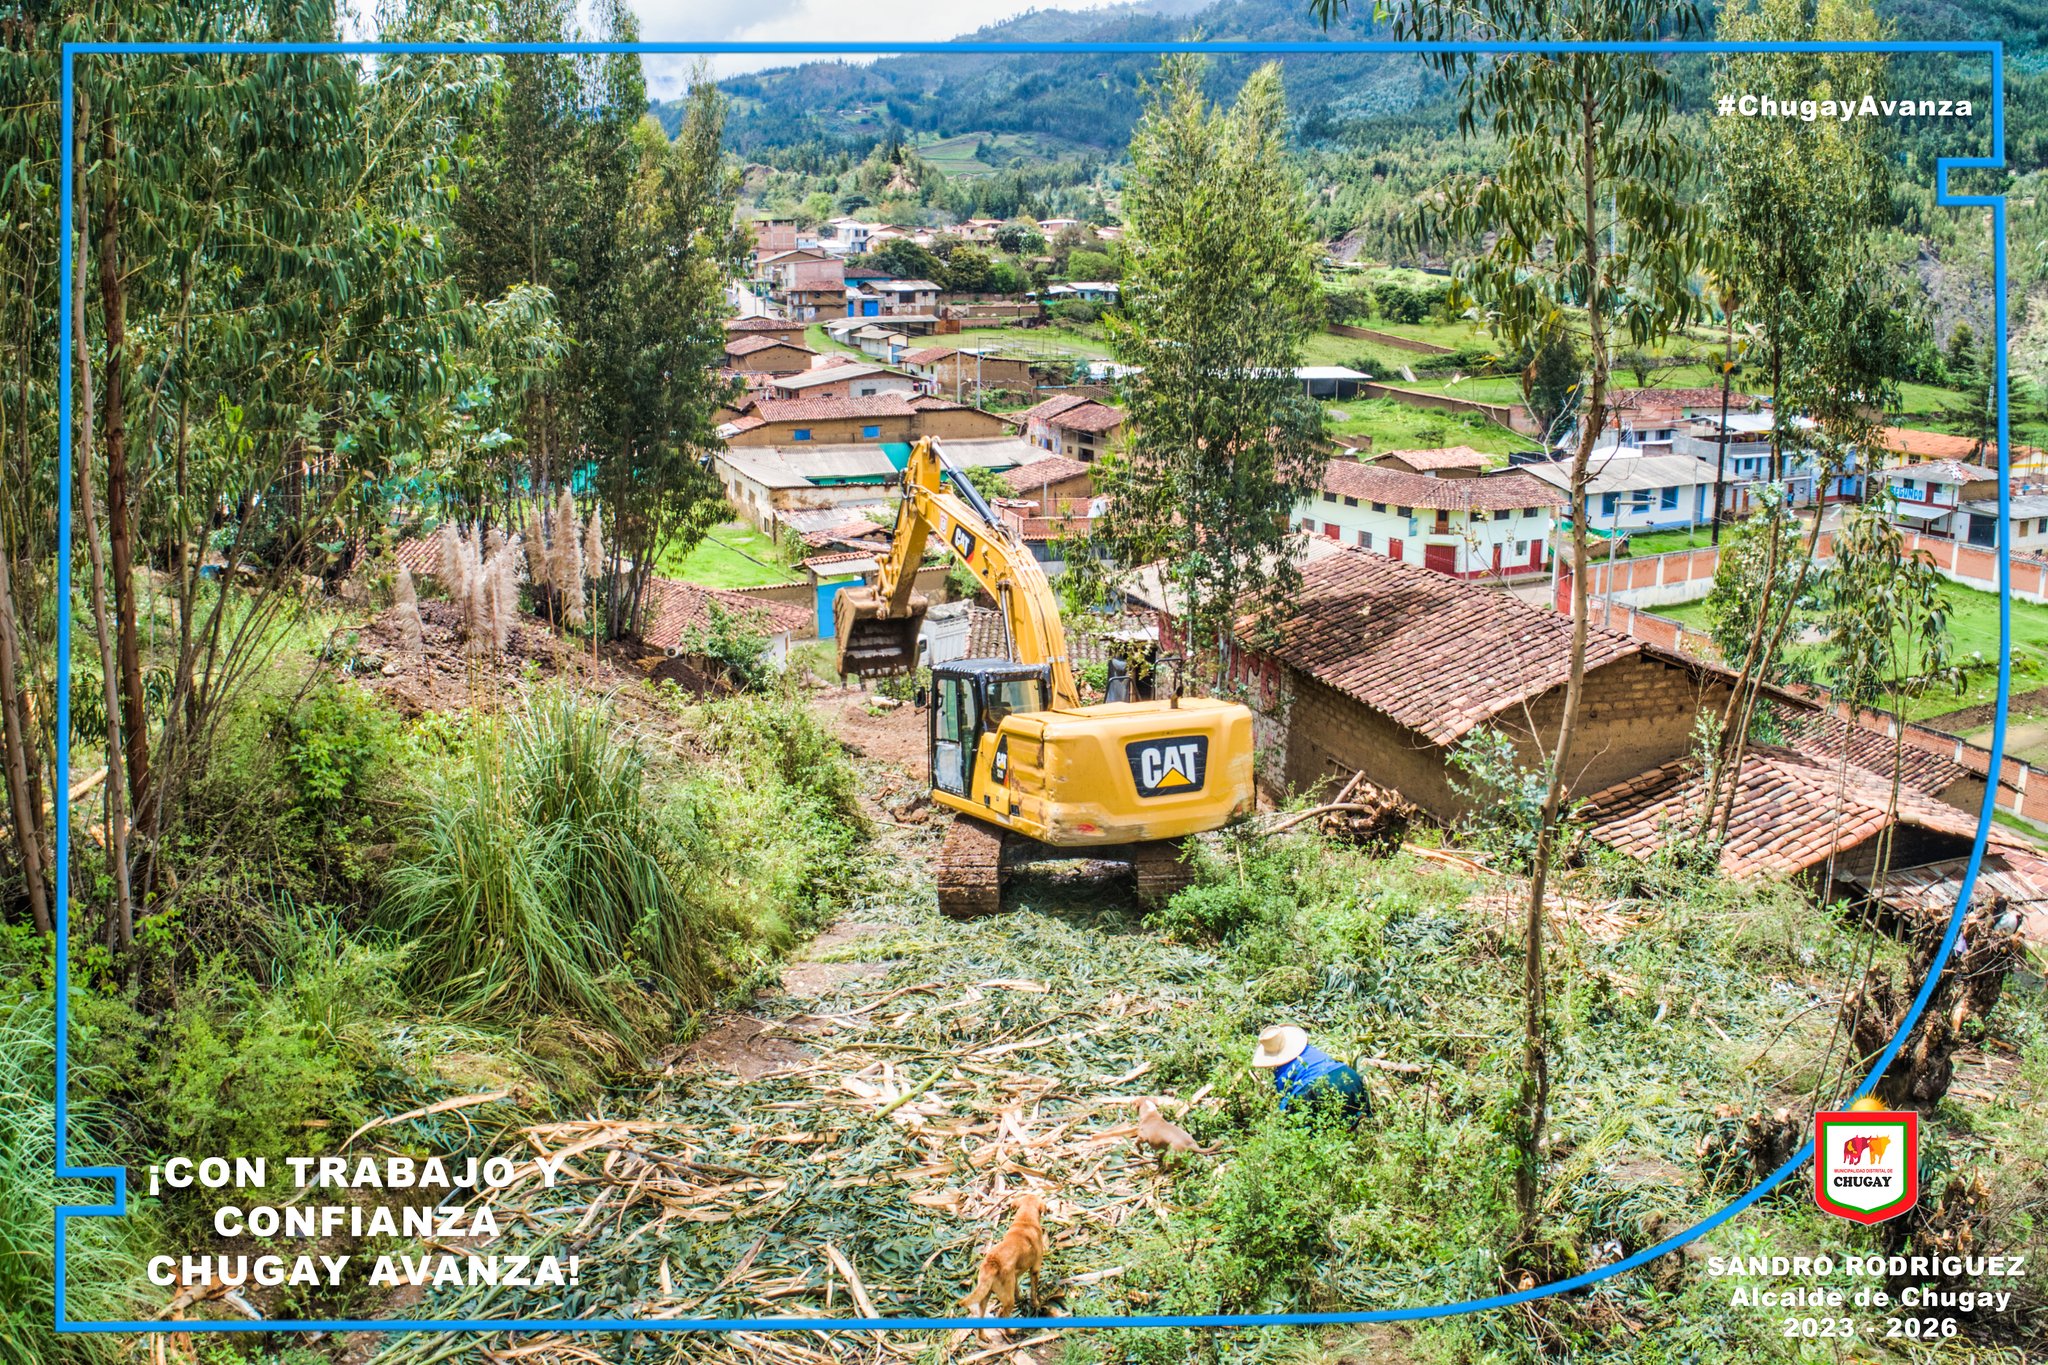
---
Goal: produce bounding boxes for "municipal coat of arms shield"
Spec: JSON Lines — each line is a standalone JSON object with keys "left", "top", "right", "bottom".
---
{"left": 1813, "top": 1109, "right": 1920, "bottom": 1224}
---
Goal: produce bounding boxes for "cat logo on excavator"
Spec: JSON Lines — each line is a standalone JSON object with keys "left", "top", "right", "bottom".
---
{"left": 1128, "top": 737, "right": 1207, "bottom": 798}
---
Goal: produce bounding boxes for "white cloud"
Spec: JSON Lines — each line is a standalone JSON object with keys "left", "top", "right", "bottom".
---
{"left": 629, "top": 0, "right": 1130, "bottom": 95}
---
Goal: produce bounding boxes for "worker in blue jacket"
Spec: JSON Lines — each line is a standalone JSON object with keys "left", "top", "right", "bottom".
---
{"left": 1251, "top": 1026, "right": 1372, "bottom": 1125}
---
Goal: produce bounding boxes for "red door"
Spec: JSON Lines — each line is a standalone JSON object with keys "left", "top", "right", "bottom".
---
{"left": 1424, "top": 543, "right": 1458, "bottom": 576}
{"left": 1492, "top": 544, "right": 1504, "bottom": 574}
{"left": 1387, "top": 538, "right": 1403, "bottom": 561}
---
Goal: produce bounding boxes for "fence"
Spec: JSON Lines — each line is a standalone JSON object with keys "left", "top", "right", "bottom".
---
{"left": 1356, "top": 382, "right": 1541, "bottom": 436}
{"left": 1325, "top": 322, "right": 1455, "bottom": 355}
{"left": 1567, "top": 528, "right": 2048, "bottom": 608}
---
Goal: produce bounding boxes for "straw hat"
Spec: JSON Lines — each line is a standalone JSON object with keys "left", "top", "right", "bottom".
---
{"left": 1250, "top": 1025, "right": 1308, "bottom": 1070}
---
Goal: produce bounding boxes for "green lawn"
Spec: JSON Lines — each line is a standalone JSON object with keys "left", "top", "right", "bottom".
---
{"left": 1320, "top": 396, "right": 1539, "bottom": 458}
{"left": 1656, "top": 579, "right": 2048, "bottom": 724}
{"left": 655, "top": 520, "right": 801, "bottom": 588}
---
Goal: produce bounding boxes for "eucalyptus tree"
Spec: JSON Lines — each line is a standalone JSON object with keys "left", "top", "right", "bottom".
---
{"left": 450, "top": 3, "right": 741, "bottom": 637}
{"left": 1320, "top": 0, "right": 1709, "bottom": 1248}
{"left": 592, "top": 96, "right": 749, "bottom": 636}
{"left": 6, "top": 0, "right": 495, "bottom": 944}
{"left": 1092, "top": 56, "right": 1326, "bottom": 672}
{"left": 1698, "top": 0, "right": 1919, "bottom": 842}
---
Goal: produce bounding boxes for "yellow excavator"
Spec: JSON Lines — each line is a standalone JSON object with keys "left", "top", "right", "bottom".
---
{"left": 834, "top": 437, "right": 1255, "bottom": 917}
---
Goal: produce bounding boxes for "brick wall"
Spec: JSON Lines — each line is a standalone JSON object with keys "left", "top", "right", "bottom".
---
{"left": 1567, "top": 529, "right": 2048, "bottom": 607}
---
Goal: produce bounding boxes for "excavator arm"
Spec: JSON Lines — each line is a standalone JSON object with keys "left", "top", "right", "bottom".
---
{"left": 835, "top": 438, "right": 1080, "bottom": 709}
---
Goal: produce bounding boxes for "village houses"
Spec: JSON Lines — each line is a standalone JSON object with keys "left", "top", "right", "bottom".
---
{"left": 900, "top": 345, "right": 1036, "bottom": 398}
{"left": 1295, "top": 449, "right": 1554, "bottom": 579}
{"left": 1873, "top": 459, "right": 2001, "bottom": 543}
{"left": 719, "top": 393, "right": 1015, "bottom": 449}
{"left": 765, "top": 363, "right": 920, "bottom": 403}
{"left": 1019, "top": 393, "right": 1127, "bottom": 462}
{"left": 1518, "top": 450, "right": 1722, "bottom": 537}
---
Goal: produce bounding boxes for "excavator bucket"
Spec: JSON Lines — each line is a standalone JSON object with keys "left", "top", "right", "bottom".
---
{"left": 834, "top": 587, "right": 929, "bottom": 678}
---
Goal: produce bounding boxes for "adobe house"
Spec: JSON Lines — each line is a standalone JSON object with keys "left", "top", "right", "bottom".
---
{"left": 718, "top": 394, "right": 1016, "bottom": 449}
{"left": 724, "top": 334, "right": 816, "bottom": 377}
{"left": 1018, "top": 394, "right": 1127, "bottom": 462}
{"left": 724, "top": 316, "right": 809, "bottom": 349}
{"left": 1230, "top": 546, "right": 1737, "bottom": 817}
{"left": 999, "top": 455, "right": 1094, "bottom": 513}
{"left": 1583, "top": 743, "right": 2018, "bottom": 889}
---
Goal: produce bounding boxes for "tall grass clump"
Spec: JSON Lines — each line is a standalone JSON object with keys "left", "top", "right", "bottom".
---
{"left": 384, "top": 690, "right": 766, "bottom": 1042}
{"left": 0, "top": 973, "right": 157, "bottom": 1364}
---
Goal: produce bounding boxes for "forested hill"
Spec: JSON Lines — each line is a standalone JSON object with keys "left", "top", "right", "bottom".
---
{"left": 665, "top": 0, "right": 1443, "bottom": 156}
{"left": 657, "top": 0, "right": 2047, "bottom": 167}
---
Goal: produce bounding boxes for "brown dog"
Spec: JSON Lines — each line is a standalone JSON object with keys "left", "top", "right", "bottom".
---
{"left": 1135, "top": 1099, "right": 1221, "bottom": 1166}
{"left": 960, "top": 1193, "right": 1047, "bottom": 1318}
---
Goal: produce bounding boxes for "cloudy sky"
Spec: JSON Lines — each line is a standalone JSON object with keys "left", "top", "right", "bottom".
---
{"left": 341, "top": 0, "right": 1133, "bottom": 95}
{"left": 628, "top": 0, "right": 1127, "bottom": 92}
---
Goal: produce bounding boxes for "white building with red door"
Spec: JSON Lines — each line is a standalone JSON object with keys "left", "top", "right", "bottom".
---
{"left": 1293, "top": 458, "right": 1555, "bottom": 579}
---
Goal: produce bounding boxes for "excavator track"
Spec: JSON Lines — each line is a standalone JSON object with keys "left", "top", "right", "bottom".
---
{"left": 935, "top": 816, "right": 1007, "bottom": 919}
{"left": 1128, "top": 837, "right": 1194, "bottom": 912}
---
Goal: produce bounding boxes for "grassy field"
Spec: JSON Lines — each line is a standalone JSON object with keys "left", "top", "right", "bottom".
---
{"left": 1656, "top": 577, "right": 2047, "bottom": 723}
{"left": 1322, "top": 396, "right": 1538, "bottom": 457}
{"left": 655, "top": 520, "right": 801, "bottom": 587}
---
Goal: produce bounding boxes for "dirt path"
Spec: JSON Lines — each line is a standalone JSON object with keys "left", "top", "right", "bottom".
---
{"left": 385, "top": 687, "right": 1232, "bottom": 1362}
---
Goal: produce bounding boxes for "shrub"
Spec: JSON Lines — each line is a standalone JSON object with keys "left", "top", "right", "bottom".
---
{"left": 384, "top": 692, "right": 744, "bottom": 1038}
{"left": 1207, "top": 1112, "right": 1374, "bottom": 1309}
{"left": 682, "top": 601, "right": 775, "bottom": 692}
{"left": 0, "top": 962, "right": 159, "bottom": 1364}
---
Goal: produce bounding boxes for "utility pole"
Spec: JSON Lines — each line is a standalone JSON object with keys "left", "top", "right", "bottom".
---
{"left": 1713, "top": 344, "right": 1735, "bottom": 547}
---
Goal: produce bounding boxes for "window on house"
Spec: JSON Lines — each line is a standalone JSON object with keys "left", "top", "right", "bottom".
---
{"left": 1493, "top": 509, "right": 1510, "bottom": 521}
{"left": 1601, "top": 492, "right": 1618, "bottom": 516}
{"left": 1344, "top": 496, "right": 1358, "bottom": 507}
{"left": 1323, "top": 492, "right": 1338, "bottom": 504}
{"left": 1630, "top": 489, "right": 1652, "bottom": 510}
{"left": 1660, "top": 486, "right": 1679, "bottom": 510}
{"left": 1523, "top": 508, "right": 1538, "bottom": 518}
{"left": 1396, "top": 506, "right": 1411, "bottom": 518}
{"left": 1372, "top": 502, "right": 1386, "bottom": 513}
{"left": 792, "top": 428, "right": 812, "bottom": 441}
{"left": 1516, "top": 541, "right": 1529, "bottom": 557}
{"left": 861, "top": 424, "right": 881, "bottom": 439}
{"left": 1358, "top": 530, "right": 1373, "bottom": 549}
{"left": 1323, "top": 523, "right": 1340, "bottom": 539}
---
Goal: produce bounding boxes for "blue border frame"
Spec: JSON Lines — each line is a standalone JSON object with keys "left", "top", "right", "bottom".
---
{"left": 54, "top": 35, "right": 2012, "bottom": 1337}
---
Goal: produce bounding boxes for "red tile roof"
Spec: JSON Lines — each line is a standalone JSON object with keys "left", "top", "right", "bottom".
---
{"left": 1879, "top": 426, "right": 1986, "bottom": 463}
{"left": 1046, "top": 400, "right": 1126, "bottom": 433}
{"left": 1001, "top": 456, "right": 1094, "bottom": 494}
{"left": 1583, "top": 744, "right": 2011, "bottom": 880}
{"left": 1019, "top": 393, "right": 1092, "bottom": 424}
{"left": 726, "top": 334, "right": 813, "bottom": 358}
{"left": 1373, "top": 445, "right": 1489, "bottom": 472}
{"left": 901, "top": 345, "right": 959, "bottom": 366}
{"left": 1613, "top": 387, "right": 1762, "bottom": 412}
{"left": 726, "top": 316, "right": 804, "bottom": 333}
{"left": 1772, "top": 707, "right": 1974, "bottom": 799}
{"left": 1254, "top": 547, "right": 1639, "bottom": 747}
{"left": 1322, "top": 463, "right": 1555, "bottom": 512}
{"left": 639, "top": 577, "right": 810, "bottom": 649}
{"left": 749, "top": 394, "right": 922, "bottom": 423}
{"left": 802, "top": 518, "right": 886, "bottom": 547}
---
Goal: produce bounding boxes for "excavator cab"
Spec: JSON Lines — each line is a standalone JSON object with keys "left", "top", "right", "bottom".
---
{"left": 929, "top": 660, "right": 1049, "bottom": 799}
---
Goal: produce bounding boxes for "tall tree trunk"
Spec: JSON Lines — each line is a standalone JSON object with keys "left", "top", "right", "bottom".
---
{"left": 73, "top": 129, "right": 135, "bottom": 952}
{"left": 1513, "top": 76, "right": 1605, "bottom": 1250}
{"left": 96, "top": 119, "right": 151, "bottom": 825}
{"left": 0, "top": 552, "right": 50, "bottom": 934}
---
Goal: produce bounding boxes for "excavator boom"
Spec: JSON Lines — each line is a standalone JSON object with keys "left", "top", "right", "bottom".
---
{"left": 834, "top": 439, "right": 1078, "bottom": 707}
